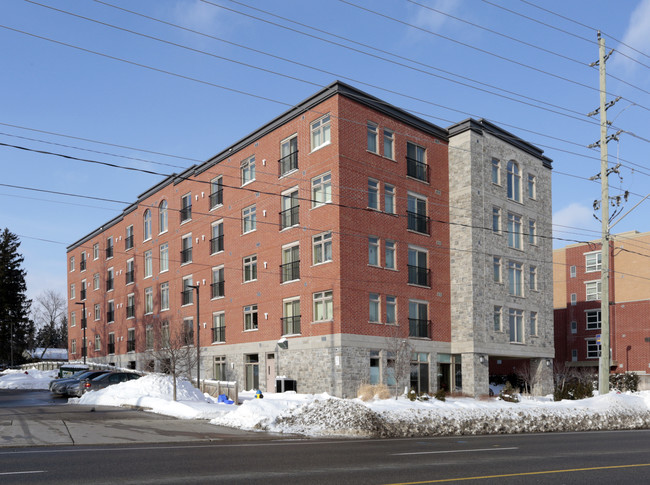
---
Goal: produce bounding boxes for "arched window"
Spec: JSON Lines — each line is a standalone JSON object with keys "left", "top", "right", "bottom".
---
{"left": 159, "top": 200, "right": 168, "bottom": 234}
{"left": 143, "top": 209, "right": 152, "bottom": 240}
{"left": 507, "top": 161, "right": 521, "bottom": 202}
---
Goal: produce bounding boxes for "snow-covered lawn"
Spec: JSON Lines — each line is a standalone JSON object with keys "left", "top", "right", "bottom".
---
{"left": 2, "top": 369, "right": 650, "bottom": 438}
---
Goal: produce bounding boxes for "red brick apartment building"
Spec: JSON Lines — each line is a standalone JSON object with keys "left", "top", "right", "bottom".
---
{"left": 67, "top": 81, "right": 554, "bottom": 397}
{"left": 554, "top": 231, "right": 650, "bottom": 389}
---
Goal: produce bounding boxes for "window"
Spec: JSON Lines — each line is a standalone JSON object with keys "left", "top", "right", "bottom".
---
{"left": 160, "top": 282, "right": 169, "bottom": 311}
{"left": 159, "top": 200, "right": 168, "bottom": 233}
{"left": 491, "top": 158, "right": 500, "bottom": 184}
{"left": 585, "top": 252, "right": 602, "bottom": 272}
{"left": 244, "top": 304, "right": 258, "bottom": 331}
{"left": 183, "top": 317, "right": 194, "bottom": 346}
{"left": 71, "top": 339, "right": 77, "bottom": 355}
{"left": 586, "top": 280, "right": 602, "bottom": 301}
{"left": 69, "top": 256, "right": 75, "bottom": 272}
{"left": 408, "top": 246, "right": 429, "bottom": 286}
{"left": 571, "top": 293, "right": 577, "bottom": 306}
{"left": 144, "top": 250, "right": 152, "bottom": 278}
{"left": 280, "top": 135, "right": 298, "bottom": 176}
{"left": 107, "top": 300, "right": 115, "bottom": 323}
{"left": 281, "top": 244, "right": 300, "bottom": 283}
{"left": 93, "top": 243, "right": 99, "bottom": 260}
{"left": 384, "top": 129, "right": 394, "bottom": 160}
{"left": 529, "top": 265, "right": 538, "bottom": 291}
{"left": 507, "top": 160, "right": 521, "bottom": 202}
{"left": 160, "top": 243, "right": 169, "bottom": 272}
{"left": 571, "top": 321, "right": 577, "bottom": 334}
{"left": 127, "top": 293, "right": 135, "bottom": 318}
{"left": 94, "top": 303, "right": 100, "bottom": 321}
{"left": 528, "top": 220, "right": 537, "bottom": 245}
{"left": 80, "top": 252, "right": 87, "bottom": 271}
{"left": 241, "top": 156, "right": 256, "bottom": 185}
{"left": 406, "top": 142, "right": 427, "bottom": 182}
{"left": 407, "top": 193, "right": 428, "bottom": 234}
{"left": 106, "top": 237, "right": 113, "bottom": 259}
{"left": 310, "top": 113, "right": 331, "bottom": 150}
{"left": 311, "top": 172, "right": 331, "bottom": 207}
{"left": 367, "top": 122, "right": 378, "bottom": 153}
{"left": 93, "top": 272, "right": 100, "bottom": 290}
{"left": 384, "top": 184, "right": 395, "bottom": 214}
{"left": 70, "top": 311, "right": 76, "bottom": 327}
{"left": 369, "top": 293, "right": 380, "bottom": 322}
{"left": 181, "top": 193, "right": 192, "bottom": 223}
{"left": 508, "top": 261, "right": 523, "bottom": 297}
{"left": 313, "top": 290, "right": 333, "bottom": 322}
{"left": 146, "top": 324, "right": 153, "bottom": 350}
{"left": 493, "top": 305, "right": 502, "bottom": 331}
{"left": 280, "top": 188, "right": 299, "bottom": 229}
{"left": 212, "top": 312, "right": 225, "bottom": 343}
{"left": 408, "top": 300, "right": 429, "bottom": 338}
{"left": 572, "top": 349, "right": 578, "bottom": 361}
{"left": 243, "top": 254, "right": 257, "bottom": 282}
{"left": 509, "top": 308, "right": 524, "bottom": 343}
{"left": 144, "top": 287, "right": 153, "bottom": 314}
{"left": 211, "top": 266, "right": 225, "bottom": 299}
{"left": 242, "top": 204, "right": 256, "bottom": 233}
{"left": 108, "top": 333, "right": 115, "bottom": 354}
{"left": 181, "top": 234, "right": 192, "bottom": 265}
{"left": 143, "top": 210, "right": 152, "bottom": 241}
{"left": 493, "top": 257, "right": 502, "bottom": 283}
{"left": 209, "top": 177, "right": 223, "bottom": 209}
{"left": 282, "top": 298, "right": 301, "bottom": 335}
{"left": 587, "top": 339, "right": 600, "bottom": 359}
{"left": 211, "top": 221, "right": 224, "bottom": 254}
{"left": 214, "top": 355, "right": 227, "bottom": 380}
{"left": 126, "top": 259, "right": 134, "bottom": 285}
{"left": 368, "top": 179, "right": 379, "bottom": 210}
{"left": 492, "top": 207, "right": 501, "bottom": 233}
{"left": 570, "top": 265, "right": 577, "bottom": 278}
{"left": 313, "top": 232, "right": 332, "bottom": 264}
{"left": 161, "top": 321, "right": 170, "bottom": 348}
{"left": 385, "top": 240, "right": 396, "bottom": 270}
{"left": 95, "top": 334, "right": 101, "bottom": 353}
{"left": 527, "top": 174, "right": 536, "bottom": 199}
{"left": 106, "top": 268, "right": 114, "bottom": 291}
{"left": 182, "top": 276, "right": 194, "bottom": 305}
{"left": 586, "top": 310, "right": 602, "bottom": 330}
{"left": 80, "top": 280, "right": 87, "bottom": 300}
{"left": 368, "top": 237, "right": 380, "bottom": 266}
{"left": 127, "top": 328, "right": 135, "bottom": 353}
{"left": 386, "top": 295, "right": 396, "bottom": 324}
{"left": 370, "top": 350, "right": 380, "bottom": 385}
{"left": 124, "top": 225, "right": 134, "bottom": 251}
{"left": 507, "top": 213, "right": 522, "bottom": 249}
{"left": 530, "top": 311, "right": 538, "bottom": 336}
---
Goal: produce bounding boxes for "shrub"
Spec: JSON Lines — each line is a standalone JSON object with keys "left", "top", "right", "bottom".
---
{"left": 610, "top": 372, "right": 639, "bottom": 392}
{"left": 434, "top": 388, "right": 446, "bottom": 401}
{"left": 408, "top": 389, "right": 417, "bottom": 401}
{"left": 499, "top": 382, "right": 520, "bottom": 403}
{"left": 357, "top": 384, "right": 391, "bottom": 401}
{"left": 554, "top": 377, "right": 593, "bottom": 401}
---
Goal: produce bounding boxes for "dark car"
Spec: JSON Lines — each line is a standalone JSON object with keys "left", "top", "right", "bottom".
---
{"left": 49, "top": 369, "right": 95, "bottom": 393}
{"left": 77, "top": 372, "right": 141, "bottom": 396}
{"left": 51, "top": 370, "right": 111, "bottom": 396}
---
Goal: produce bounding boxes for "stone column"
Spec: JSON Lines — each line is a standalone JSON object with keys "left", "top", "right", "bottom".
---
{"left": 531, "top": 358, "right": 554, "bottom": 396}
{"left": 461, "top": 352, "right": 489, "bottom": 396}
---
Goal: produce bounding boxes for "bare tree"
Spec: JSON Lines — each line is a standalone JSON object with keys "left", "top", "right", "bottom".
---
{"left": 386, "top": 325, "right": 413, "bottom": 399}
{"left": 145, "top": 318, "right": 197, "bottom": 401}
{"left": 32, "top": 290, "right": 67, "bottom": 357}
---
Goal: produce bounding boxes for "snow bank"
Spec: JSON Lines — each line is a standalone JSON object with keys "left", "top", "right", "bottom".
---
{"left": 0, "top": 368, "right": 56, "bottom": 390}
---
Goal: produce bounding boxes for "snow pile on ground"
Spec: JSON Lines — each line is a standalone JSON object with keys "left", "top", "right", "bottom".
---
{"left": 0, "top": 368, "right": 56, "bottom": 390}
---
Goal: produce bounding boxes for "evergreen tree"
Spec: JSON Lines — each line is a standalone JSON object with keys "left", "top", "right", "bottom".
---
{"left": 0, "top": 229, "right": 32, "bottom": 365}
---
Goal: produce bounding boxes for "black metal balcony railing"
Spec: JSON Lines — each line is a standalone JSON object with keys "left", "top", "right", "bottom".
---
{"left": 125, "top": 235, "right": 134, "bottom": 250}
{"left": 282, "top": 315, "right": 301, "bottom": 335}
{"left": 280, "top": 260, "right": 300, "bottom": 283}
{"left": 106, "top": 278, "right": 114, "bottom": 292}
{"left": 210, "top": 235, "right": 224, "bottom": 254}
{"left": 80, "top": 289, "right": 86, "bottom": 301}
{"left": 279, "top": 150, "right": 298, "bottom": 176}
{"left": 406, "top": 157, "right": 429, "bottom": 182}
{"left": 126, "top": 305, "right": 135, "bottom": 319}
{"left": 180, "top": 247, "right": 193, "bottom": 264}
{"left": 182, "top": 289, "right": 193, "bottom": 306}
{"left": 108, "top": 343, "right": 115, "bottom": 354}
{"left": 408, "top": 265, "right": 430, "bottom": 287}
{"left": 407, "top": 211, "right": 430, "bottom": 235}
{"left": 127, "top": 340, "right": 135, "bottom": 352}
{"left": 212, "top": 326, "right": 225, "bottom": 343}
{"left": 211, "top": 281, "right": 225, "bottom": 299}
{"left": 107, "top": 310, "right": 114, "bottom": 323}
{"left": 180, "top": 205, "right": 192, "bottom": 222}
{"left": 209, "top": 189, "right": 223, "bottom": 209}
{"left": 80, "top": 259, "right": 86, "bottom": 271}
{"left": 409, "top": 318, "right": 430, "bottom": 338}
{"left": 126, "top": 270, "right": 134, "bottom": 285}
{"left": 106, "top": 246, "right": 113, "bottom": 259}
{"left": 280, "top": 205, "right": 299, "bottom": 229}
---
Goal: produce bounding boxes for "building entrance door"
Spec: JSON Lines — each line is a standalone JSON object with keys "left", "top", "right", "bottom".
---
{"left": 266, "top": 353, "right": 276, "bottom": 392}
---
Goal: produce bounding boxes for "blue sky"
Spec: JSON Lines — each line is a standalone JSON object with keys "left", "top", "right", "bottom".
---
{"left": 2, "top": 0, "right": 649, "bottom": 302}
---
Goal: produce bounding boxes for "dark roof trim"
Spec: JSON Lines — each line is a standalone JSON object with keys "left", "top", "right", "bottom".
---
{"left": 448, "top": 118, "right": 553, "bottom": 169}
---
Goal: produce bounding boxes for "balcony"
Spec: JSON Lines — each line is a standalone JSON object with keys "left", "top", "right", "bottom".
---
{"left": 408, "top": 265, "right": 430, "bottom": 287}
{"left": 407, "top": 211, "right": 429, "bottom": 235}
{"left": 211, "top": 281, "right": 225, "bottom": 299}
{"left": 108, "top": 342, "right": 115, "bottom": 354}
{"left": 210, "top": 235, "right": 224, "bottom": 254}
{"left": 406, "top": 157, "right": 428, "bottom": 182}
{"left": 182, "top": 289, "right": 193, "bottom": 306}
{"left": 80, "top": 289, "right": 86, "bottom": 301}
{"left": 126, "top": 270, "right": 134, "bottom": 285}
{"left": 106, "top": 278, "right": 114, "bottom": 292}
{"left": 180, "top": 206, "right": 192, "bottom": 223}
{"left": 209, "top": 189, "right": 223, "bottom": 209}
{"left": 106, "top": 246, "right": 113, "bottom": 259}
{"left": 282, "top": 315, "right": 301, "bottom": 336}
{"left": 409, "top": 318, "right": 430, "bottom": 338}
{"left": 280, "top": 205, "right": 299, "bottom": 229}
{"left": 212, "top": 326, "right": 225, "bottom": 343}
{"left": 125, "top": 235, "right": 134, "bottom": 250}
{"left": 180, "top": 247, "right": 193, "bottom": 265}
{"left": 126, "top": 305, "right": 135, "bottom": 319}
{"left": 80, "top": 259, "right": 86, "bottom": 271}
{"left": 279, "top": 150, "right": 298, "bottom": 176}
{"left": 280, "top": 260, "right": 300, "bottom": 283}
{"left": 106, "top": 310, "right": 114, "bottom": 323}
{"left": 127, "top": 340, "right": 135, "bottom": 352}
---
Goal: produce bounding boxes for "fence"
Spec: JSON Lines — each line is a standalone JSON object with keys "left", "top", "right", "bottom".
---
{"left": 202, "top": 379, "right": 239, "bottom": 404}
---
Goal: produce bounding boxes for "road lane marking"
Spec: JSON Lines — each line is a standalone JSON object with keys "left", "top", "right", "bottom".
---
{"left": 0, "top": 471, "right": 45, "bottom": 476}
{"left": 384, "top": 463, "right": 650, "bottom": 484}
{"left": 393, "top": 447, "right": 518, "bottom": 456}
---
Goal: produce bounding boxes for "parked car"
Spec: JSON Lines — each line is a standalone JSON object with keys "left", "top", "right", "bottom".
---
{"left": 57, "top": 364, "right": 89, "bottom": 378}
{"left": 49, "top": 369, "right": 93, "bottom": 392}
{"left": 76, "top": 372, "right": 141, "bottom": 396}
{"left": 51, "top": 370, "right": 111, "bottom": 396}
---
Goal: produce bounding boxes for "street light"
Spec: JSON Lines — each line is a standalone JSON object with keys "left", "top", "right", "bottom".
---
{"left": 188, "top": 284, "right": 201, "bottom": 390}
{"left": 74, "top": 301, "right": 87, "bottom": 365}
